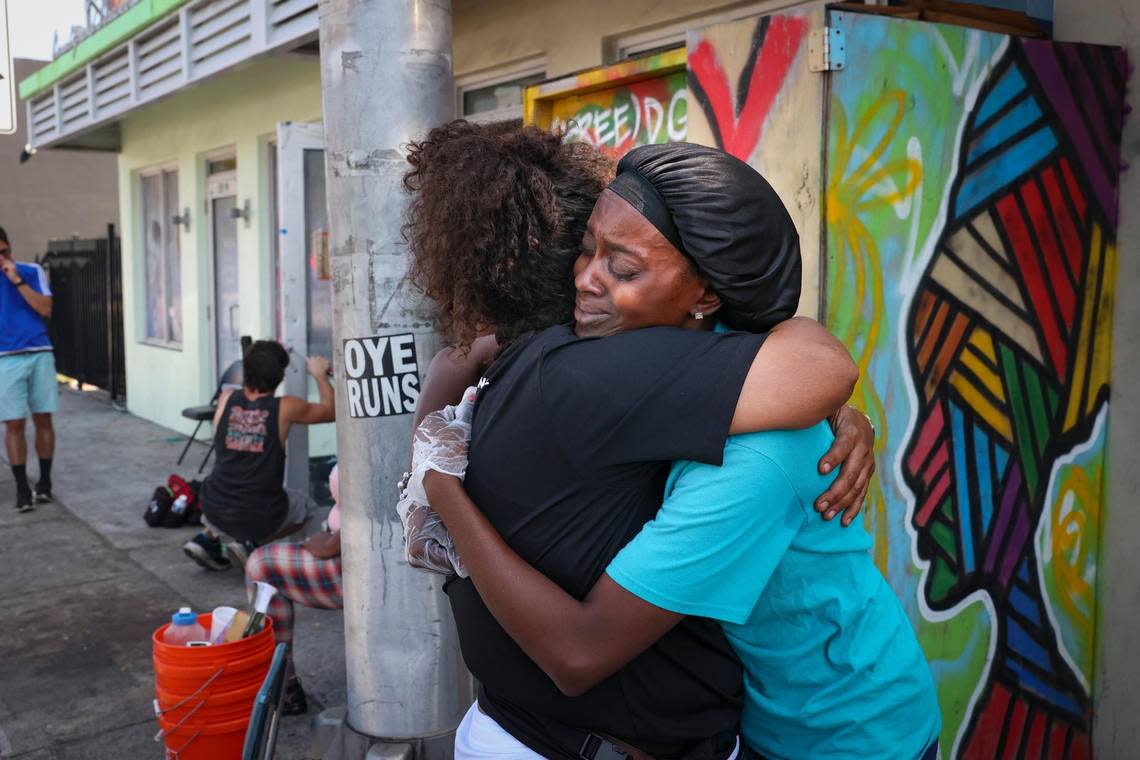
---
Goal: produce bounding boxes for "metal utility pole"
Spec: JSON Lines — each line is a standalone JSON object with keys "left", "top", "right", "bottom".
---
{"left": 317, "top": 1, "right": 468, "bottom": 757}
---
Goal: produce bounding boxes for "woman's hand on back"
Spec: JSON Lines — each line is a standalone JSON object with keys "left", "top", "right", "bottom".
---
{"left": 814, "top": 405, "right": 876, "bottom": 526}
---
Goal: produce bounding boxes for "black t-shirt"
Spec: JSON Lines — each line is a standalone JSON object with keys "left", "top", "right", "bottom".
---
{"left": 200, "top": 393, "right": 289, "bottom": 543}
{"left": 446, "top": 324, "right": 766, "bottom": 758}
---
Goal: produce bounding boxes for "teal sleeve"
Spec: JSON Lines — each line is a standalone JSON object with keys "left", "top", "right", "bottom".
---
{"left": 606, "top": 437, "right": 806, "bottom": 625}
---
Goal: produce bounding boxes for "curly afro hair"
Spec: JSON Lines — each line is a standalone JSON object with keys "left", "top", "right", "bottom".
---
{"left": 403, "top": 120, "right": 613, "bottom": 348}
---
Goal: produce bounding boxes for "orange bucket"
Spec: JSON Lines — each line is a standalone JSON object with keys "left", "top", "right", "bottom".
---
{"left": 157, "top": 712, "right": 250, "bottom": 760}
{"left": 153, "top": 613, "right": 273, "bottom": 663}
{"left": 152, "top": 613, "right": 275, "bottom": 760}
{"left": 156, "top": 679, "right": 262, "bottom": 724}
{"left": 154, "top": 647, "right": 272, "bottom": 695}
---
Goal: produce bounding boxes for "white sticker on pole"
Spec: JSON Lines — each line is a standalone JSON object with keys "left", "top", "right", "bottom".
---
{"left": 343, "top": 334, "right": 420, "bottom": 418}
{"left": 0, "top": 0, "right": 13, "bottom": 136}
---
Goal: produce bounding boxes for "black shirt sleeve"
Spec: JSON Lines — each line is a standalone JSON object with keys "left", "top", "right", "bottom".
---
{"left": 539, "top": 326, "right": 766, "bottom": 471}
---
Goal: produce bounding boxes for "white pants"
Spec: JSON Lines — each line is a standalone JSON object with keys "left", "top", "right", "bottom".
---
{"left": 454, "top": 702, "right": 544, "bottom": 759}
{"left": 453, "top": 701, "right": 741, "bottom": 760}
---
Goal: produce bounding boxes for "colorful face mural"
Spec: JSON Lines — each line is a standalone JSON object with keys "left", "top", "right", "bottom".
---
{"left": 824, "top": 12, "right": 1125, "bottom": 758}
{"left": 684, "top": 8, "right": 1127, "bottom": 758}
{"left": 901, "top": 35, "right": 1124, "bottom": 758}
{"left": 542, "top": 12, "right": 1125, "bottom": 755}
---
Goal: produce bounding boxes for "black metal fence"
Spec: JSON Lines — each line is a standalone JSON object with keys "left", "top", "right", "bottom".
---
{"left": 40, "top": 225, "right": 126, "bottom": 401}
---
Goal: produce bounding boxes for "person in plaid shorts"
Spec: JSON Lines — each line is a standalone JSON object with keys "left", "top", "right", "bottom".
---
{"left": 244, "top": 465, "right": 343, "bottom": 715}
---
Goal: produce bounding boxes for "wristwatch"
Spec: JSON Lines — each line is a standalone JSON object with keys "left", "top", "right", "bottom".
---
{"left": 13, "top": 279, "right": 26, "bottom": 288}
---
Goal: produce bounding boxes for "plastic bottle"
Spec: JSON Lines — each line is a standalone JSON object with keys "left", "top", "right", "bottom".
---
{"left": 171, "top": 494, "right": 189, "bottom": 517}
{"left": 165, "top": 607, "right": 207, "bottom": 646}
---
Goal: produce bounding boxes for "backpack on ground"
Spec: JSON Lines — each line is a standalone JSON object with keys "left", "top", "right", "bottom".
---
{"left": 163, "top": 475, "right": 203, "bottom": 528}
{"left": 144, "top": 486, "right": 174, "bottom": 527}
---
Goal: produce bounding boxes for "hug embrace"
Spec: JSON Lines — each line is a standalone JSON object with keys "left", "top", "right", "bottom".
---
{"left": 399, "top": 122, "right": 941, "bottom": 760}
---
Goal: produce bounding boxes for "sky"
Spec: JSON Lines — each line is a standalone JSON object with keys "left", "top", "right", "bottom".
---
{"left": 8, "top": 0, "right": 88, "bottom": 62}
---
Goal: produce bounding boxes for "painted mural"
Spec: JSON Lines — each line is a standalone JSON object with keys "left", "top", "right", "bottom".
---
{"left": 532, "top": 14, "right": 1125, "bottom": 752}
{"left": 688, "top": 13, "right": 810, "bottom": 162}
{"left": 900, "top": 36, "right": 1123, "bottom": 760}
{"left": 526, "top": 50, "right": 688, "bottom": 159}
{"left": 550, "top": 71, "right": 688, "bottom": 155}
{"left": 825, "top": 11, "right": 1126, "bottom": 759}
{"left": 679, "top": 7, "right": 1127, "bottom": 757}
{"left": 685, "top": 11, "right": 823, "bottom": 317}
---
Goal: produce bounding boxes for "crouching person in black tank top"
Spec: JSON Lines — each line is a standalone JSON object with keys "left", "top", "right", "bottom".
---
{"left": 183, "top": 340, "right": 336, "bottom": 571}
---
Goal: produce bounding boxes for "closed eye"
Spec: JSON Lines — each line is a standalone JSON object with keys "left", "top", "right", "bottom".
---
{"left": 608, "top": 262, "right": 639, "bottom": 281}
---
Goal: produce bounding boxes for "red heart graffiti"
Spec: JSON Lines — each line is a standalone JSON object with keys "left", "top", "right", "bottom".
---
{"left": 689, "top": 15, "right": 809, "bottom": 161}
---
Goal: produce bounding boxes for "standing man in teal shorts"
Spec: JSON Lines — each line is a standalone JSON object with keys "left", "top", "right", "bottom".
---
{"left": 0, "top": 226, "right": 57, "bottom": 513}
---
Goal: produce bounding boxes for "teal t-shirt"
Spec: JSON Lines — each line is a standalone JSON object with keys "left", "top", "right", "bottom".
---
{"left": 606, "top": 424, "right": 941, "bottom": 760}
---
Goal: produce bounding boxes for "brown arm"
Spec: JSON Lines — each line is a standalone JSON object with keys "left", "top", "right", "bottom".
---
{"left": 16, "top": 284, "right": 52, "bottom": 319}
{"left": 280, "top": 357, "right": 336, "bottom": 440}
{"left": 212, "top": 389, "right": 234, "bottom": 429}
{"left": 304, "top": 530, "right": 341, "bottom": 559}
{"left": 730, "top": 317, "right": 858, "bottom": 433}
{"left": 1, "top": 260, "right": 52, "bottom": 319}
{"left": 423, "top": 471, "right": 681, "bottom": 696}
{"left": 413, "top": 336, "right": 497, "bottom": 428}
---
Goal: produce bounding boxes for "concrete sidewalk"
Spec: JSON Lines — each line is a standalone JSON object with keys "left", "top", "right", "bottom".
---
{"left": 0, "top": 387, "right": 345, "bottom": 759}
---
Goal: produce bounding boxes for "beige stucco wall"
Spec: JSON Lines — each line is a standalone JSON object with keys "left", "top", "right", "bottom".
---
{"left": 117, "top": 54, "right": 322, "bottom": 442}
{"left": 452, "top": 0, "right": 788, "bottom": 78}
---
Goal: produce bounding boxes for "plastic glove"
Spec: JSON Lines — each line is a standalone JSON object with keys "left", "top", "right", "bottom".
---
{"left": 397, "top": 387, "right": 477, "bottom": 577}
{"left": 399, "top": 499, "right": 467, "bottom": 577}
{"left": 405, "top": 387, "right": 477, "bottom": 503}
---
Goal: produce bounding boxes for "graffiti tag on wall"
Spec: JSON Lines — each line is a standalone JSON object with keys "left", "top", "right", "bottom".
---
{"left": 688, "top": 14, "right": 809, "bottom": 161}
{"left": 550, "top": 71, "right": 688, "bottom": 156}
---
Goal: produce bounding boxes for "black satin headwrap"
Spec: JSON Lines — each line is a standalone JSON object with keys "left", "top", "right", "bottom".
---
{"left": 605, "top": 142, "right": 801, "bottom": 332}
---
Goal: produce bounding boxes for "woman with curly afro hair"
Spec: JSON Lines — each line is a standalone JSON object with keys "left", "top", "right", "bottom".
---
{"left": 404, "top": 119, "right": 613, "bottom": 350}
{"left": 400, "top": 125, "right": 879, "bottom": 758}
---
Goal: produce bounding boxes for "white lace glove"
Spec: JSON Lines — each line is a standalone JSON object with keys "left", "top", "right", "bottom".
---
{"left": 397, "top": 386, "right": 477, "bottom": 577}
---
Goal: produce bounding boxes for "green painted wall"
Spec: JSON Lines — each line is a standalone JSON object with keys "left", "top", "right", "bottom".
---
{"left": 117, "top": 54, "right": 335, "bottom": 457}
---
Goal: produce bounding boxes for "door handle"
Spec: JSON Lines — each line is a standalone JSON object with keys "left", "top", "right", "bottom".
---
{"left": 228, "top": 304, "right": 239, "bottom": 336}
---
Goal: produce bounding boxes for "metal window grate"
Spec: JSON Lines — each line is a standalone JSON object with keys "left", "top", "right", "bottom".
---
{"left": 93, "top": 49, "right": 131, "bottom": 111}
{"left": 189, "top": 0, "right": 252, "bottom": 71}
{"left": 60, "top": 75, "right": 90, "bottom": 128}
{"left": 137, "top": 20, "right": 183, "bottom": 96}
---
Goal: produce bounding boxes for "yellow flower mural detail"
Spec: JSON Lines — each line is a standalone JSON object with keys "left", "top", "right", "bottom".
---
{"left": 826, "top": 90, "right": 922, "bottom": 573}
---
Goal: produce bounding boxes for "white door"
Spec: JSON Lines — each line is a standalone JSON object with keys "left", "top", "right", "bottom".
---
{"left": 276, "top": 122, "right": 329, "bottom": 494}
{"left": 208, "top": 170, "right": 241, "bottom": 376}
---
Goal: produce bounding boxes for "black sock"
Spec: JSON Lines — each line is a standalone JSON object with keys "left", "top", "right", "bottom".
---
{"left": 38, "top": 458, "right": 52, "bottom": 488}
{"left": 11, "top": 464, "right": 30, "bottom": 494}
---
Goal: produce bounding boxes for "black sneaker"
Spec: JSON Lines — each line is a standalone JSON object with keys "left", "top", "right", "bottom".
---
{"left": 15, "top": 487, "right": 35, "bottom": 514}
{"left": 34, "top": 481, "right": 53, "bottom": 504}
{"left": 224, "top": 539, "right": 259, "bottom": 568}
{"left": 282, "top": 677, "right": 309, "bottom": 716}
{"left": 183, "top": 532, "right": 232, "bottom": 571}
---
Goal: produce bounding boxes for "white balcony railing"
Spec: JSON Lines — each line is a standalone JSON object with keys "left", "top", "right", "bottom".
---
{"left": 25, "top": 0, "right": 318, "bottom": 149}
